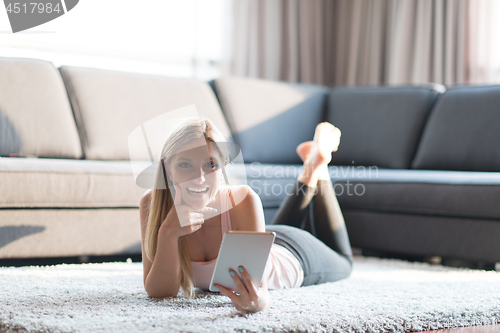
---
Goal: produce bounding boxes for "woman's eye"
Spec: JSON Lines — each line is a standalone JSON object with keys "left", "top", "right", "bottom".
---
{"left": 177, "top": 163, "right": 191, "bottom": 168}
{"left": 206, "top": 162, "right": 219, "bottom": 170}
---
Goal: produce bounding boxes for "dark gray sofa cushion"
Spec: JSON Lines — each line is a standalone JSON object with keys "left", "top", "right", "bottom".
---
{"left": 412, "top": 85, "right": 500, "bottom": 172}
{"left": 245, "top": 163, "right": 302, "bottom": 209}
{"left": 326, "top": 86, "right": 441, "bottom": 169}
{"left": 245, "top": 164, "right": 500, "bottom": 222}
{"left": 332, "top": 167, "right": 500, "bottom": 220}
{"left": 214, "top": 76, "right": 328, "bottom": 164}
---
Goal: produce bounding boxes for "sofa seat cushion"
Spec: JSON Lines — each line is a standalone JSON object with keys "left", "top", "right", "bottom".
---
{"left": 244, "top": 163, "right": 302, "bottom": 208}
{"left": 244, "top": 164, "right": 500, "bottom": 221}
{"left": 0, "top": 158, "right": 147, "bottom": 208}
{"left": 60, "top": 66, "right": 231, "bottom": 160}
{"left": 335, "top": 168, "right": 500, "bottom": 220}
{"left": 0, "top": 58, "right": 82, "bottom": 159}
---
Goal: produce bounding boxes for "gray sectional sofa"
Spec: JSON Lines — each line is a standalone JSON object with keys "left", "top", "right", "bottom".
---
{"left": 1, "top": 56, "right": 500, "bottom": 267}
{"left": 214, "top": 77, "right": 500, "bottom": 264}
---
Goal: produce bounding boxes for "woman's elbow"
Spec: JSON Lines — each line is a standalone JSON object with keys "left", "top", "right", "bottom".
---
{"left": 144, "top": 279, "right": 178, "bottom": 298}
{"left": 147, "top": 291, "right": 177, "bottom": 299}
{"left": 145, "top": 287, "right": 178, "bottom": 298}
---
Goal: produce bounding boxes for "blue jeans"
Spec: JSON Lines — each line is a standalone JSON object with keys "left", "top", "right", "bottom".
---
{"left": 266, "top": 180, "right": 353, "bottom": 286}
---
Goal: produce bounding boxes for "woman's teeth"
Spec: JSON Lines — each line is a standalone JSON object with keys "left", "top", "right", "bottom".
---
{"left": 187, "top": 187, "right": 209, "bottom": 194}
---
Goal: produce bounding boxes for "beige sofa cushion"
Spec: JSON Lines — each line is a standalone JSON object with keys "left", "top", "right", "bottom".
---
{"left": 60, "top": 66, "right": 231, "bottom": 160}
{"left": 0, "top": 57, "right": 83, "bottom": 159}
{"left": 0, "top": 158, "right": 147, "bottom": 208}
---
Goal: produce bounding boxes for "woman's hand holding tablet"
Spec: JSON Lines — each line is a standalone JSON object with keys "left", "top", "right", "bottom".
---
{"left": 209, "top": 231, "right": 275, "bottom": 312}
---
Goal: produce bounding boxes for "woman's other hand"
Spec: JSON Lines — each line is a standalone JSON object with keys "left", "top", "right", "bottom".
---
{"left": 214, "top": 265, "right": 271, "bottom": 312}
{"left": 160, "top": 185, "right": 215, "bottom": 239}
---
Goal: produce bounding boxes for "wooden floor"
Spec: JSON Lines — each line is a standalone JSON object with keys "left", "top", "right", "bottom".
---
{"left": 415, "top": 324, "right": 500, "bottom": 332}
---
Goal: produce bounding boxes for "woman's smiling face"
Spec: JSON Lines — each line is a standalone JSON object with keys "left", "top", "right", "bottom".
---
{"left": 167, "top": 138, "right": 224, "bottom": 210}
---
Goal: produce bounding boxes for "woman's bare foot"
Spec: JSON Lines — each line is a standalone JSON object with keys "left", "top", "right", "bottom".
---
{"left": 310, "top": 122, "right": 341, "bottom": 165}
{"left": 297, "top": 122, "right": 341, "bottom": 187}
{"left": 296, "top": 123, "right": 340, "bottom": 163}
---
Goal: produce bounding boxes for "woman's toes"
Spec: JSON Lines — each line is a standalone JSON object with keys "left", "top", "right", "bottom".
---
{"left": 296, "top": 141, "right": 314, "bottom": 162}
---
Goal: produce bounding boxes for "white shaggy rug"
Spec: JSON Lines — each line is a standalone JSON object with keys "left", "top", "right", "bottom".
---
{"left": 1, "top": 256, "right": 499, "bottom": 333}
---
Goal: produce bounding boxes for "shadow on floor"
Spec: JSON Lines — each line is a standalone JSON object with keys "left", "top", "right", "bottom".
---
{"left": 0, "top": 254, "right": 142, "bottom": 267}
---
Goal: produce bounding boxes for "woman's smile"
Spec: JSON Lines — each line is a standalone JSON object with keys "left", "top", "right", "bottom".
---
{"left": 179, "top": 182, "right": 219, "bottom": 212}
{"left": 186, "top": 186, "right": 210, "bottom": 195}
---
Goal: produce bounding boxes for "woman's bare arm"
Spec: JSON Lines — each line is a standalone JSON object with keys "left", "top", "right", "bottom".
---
{"left": 216, "top": 185, "right": 271, "bottom": 312}
{"left": 140, "top": 191, "right": 181, "bottom": 298}
{"left": 229, "top": 185, "right": 266, "bottom": 232}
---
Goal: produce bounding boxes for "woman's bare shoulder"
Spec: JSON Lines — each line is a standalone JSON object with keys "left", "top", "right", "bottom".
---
{"left": 226, "top": 185, "right": 265, "bottom": 231}
{"left": 226, "top": 185, "right": 258, "bottom": 206}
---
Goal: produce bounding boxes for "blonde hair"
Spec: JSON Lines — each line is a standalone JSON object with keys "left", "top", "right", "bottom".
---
{"left": 143, "top": 118, "right": 229, "bottom": 298}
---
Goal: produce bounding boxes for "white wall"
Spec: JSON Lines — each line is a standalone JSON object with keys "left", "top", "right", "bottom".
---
{"left": 0, "top": 0, "right": 226, "bottom": 80}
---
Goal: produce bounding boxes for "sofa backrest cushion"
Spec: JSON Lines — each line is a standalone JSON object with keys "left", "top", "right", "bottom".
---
{"left": 0, "top": 57, "right": 83, "bottom": 158}
{"left": 214, "top": 76, "right": 328, "bottom": 164}
{"left": 412, "top": 85, "right": 500, "bottom": 172}
{"left": 326, "top": 86, "right": 441, "bottom": 169}
{"left": 60, "top": 66, "right": 231, "bottom": 160}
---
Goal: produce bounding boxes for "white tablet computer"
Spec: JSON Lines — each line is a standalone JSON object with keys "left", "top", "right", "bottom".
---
{"left": 209, "top": 231, "right": 276, "bottom": 292}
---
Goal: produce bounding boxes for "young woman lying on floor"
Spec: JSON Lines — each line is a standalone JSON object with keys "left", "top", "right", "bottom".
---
{"left": 140, "top": 118, "right": 353, "bottom": 312}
